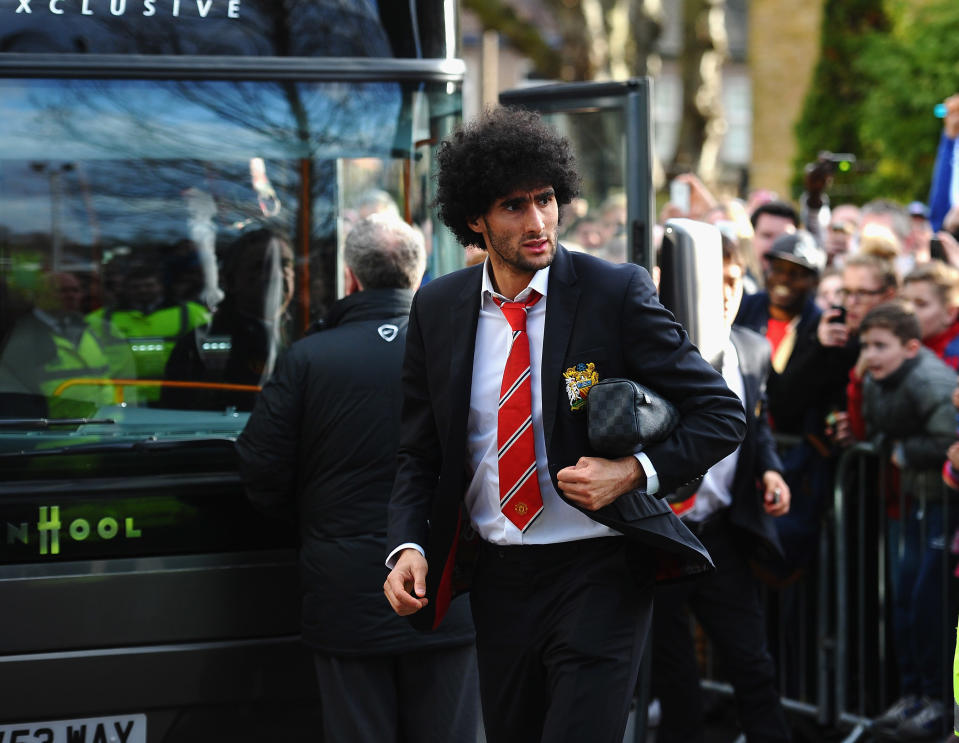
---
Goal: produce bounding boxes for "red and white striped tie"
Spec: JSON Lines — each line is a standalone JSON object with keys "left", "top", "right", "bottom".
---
{"left": 493, "top": 291, "right": 543, "bottom": 531}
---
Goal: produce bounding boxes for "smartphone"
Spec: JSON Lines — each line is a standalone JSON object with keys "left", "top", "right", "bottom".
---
{"left": 829, "top": 304, "right": 847, "bottom": 324}
{"left": 669, "top": 179, "right": 691, "bottom": 215}
{"left": 931, "top": 236, "right": 947, "bottom": 262}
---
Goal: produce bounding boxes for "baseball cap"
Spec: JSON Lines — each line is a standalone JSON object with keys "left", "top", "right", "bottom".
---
{"left": 907, "top": 201, "right": 929, "bottom": 219}
{"left": 764, "top": 230, "right": 826, "bottom": 275}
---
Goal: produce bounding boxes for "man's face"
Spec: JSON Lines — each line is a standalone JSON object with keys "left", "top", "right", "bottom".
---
{"left": 825, "top": 205, "right": 860, "bottom": 261}
{"left": 825, "top": 223, "right": 853, "bottom": 261}
{"left": 860, "top": 326, "right": 917, "bottom": 381}
{"left": 722, "top": 259, "right": 744, "bottom": 326}
{"left": 906, "top": 216, "right": 932, "bottom": 257}
{"left": 233, "top": 238, "right": 295, "bottom": 317}
{"left": 128, "top": 275, "right": 163, "bottom": 312}
{"left": 469, "top": 185, "right": 558, "bottom": 289}
{"left": 816, "top": 272, "right": 843, "bottom": 311}
{"left": 766, "top": 257, "right": 816, "bottom": 314}
{"left": 840, "top": 265, "right": 894, "bottom": 332}
{"left": 753, "top": 214, "right": 796, "bottom": 263}
{"left": 574, "top": 219, "right": 604, "bottom": 251}
{"left": 901, "top": 279, "right": 955, "bottom": 340}
{"left": 53, "top": 273, "right": 83, "bottom": 313}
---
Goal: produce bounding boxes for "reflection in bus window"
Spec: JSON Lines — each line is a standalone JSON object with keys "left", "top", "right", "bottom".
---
{"left": 86, "top": 262, "right": 211, "bottom": 404}
{"left": 0, "top": 77, "right": 463, "bottom": 432}
{"left": 162, "top": 229, "right": 294, "bottom": 411}
{"left": 0, "top": 268, "right": 114, "bottom": 418}
{"left": 550, "top": 110, "right": 630, "bottom": 264}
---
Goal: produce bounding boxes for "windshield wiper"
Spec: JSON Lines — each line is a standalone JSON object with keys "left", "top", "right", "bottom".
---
{"left": 0, "top": 417, "right": 117, "bottom": 429}
{"left": 0, "top": 436, "right": 237, "bottom": 459}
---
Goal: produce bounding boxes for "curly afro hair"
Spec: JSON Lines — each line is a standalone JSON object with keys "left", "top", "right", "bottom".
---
{"left": 435, "top": 106, "right": 580, "bottom": 247}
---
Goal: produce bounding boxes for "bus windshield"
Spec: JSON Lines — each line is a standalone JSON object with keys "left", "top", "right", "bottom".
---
{"left": 0, "top": 75, "right": 462, "bottom": 450}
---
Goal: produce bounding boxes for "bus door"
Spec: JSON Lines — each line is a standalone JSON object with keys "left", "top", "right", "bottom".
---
{"left": 499, "top": 79, "right": 655, "bottom": 274}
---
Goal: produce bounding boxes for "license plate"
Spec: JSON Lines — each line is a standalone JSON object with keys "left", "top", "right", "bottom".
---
{"left": 0, "top": 714, "right": 146, "bottom": 743}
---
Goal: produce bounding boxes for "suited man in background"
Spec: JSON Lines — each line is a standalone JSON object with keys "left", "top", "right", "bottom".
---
{"left": 237, "top": 214, "right": 478, "bottom": 743}
{"left": 651, "top": 236, "right": 792, "bottom": 742}
{"left": 383, "top": 106, "right": 746, "bottom": 743}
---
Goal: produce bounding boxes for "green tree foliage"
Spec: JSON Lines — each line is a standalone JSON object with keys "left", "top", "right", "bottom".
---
{"left": 854, "top": 0, "right": 959, "bottom": 202}
{"left": 462, "top": 0, "right": 662, "bottom": 82}
{"left": 794, "top": 0, "right": 959, "bottom": 204}
{"left": 461, "top": 0, "right": 563, "bottom": 79}
{"left": 791, "top": 0, "right": 888, "bottom": 202}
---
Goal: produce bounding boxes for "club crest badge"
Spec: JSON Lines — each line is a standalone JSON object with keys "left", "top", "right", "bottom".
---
{"left": 563, "top": 362, "right": 598, "bottom": 411}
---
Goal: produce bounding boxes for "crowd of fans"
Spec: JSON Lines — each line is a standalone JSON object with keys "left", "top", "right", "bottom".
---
{"left": 627, "top": 102, "right": 959, "bottom": 741}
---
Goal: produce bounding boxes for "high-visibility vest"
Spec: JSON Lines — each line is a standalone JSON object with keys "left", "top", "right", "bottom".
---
{"left": 37, "top": 329, "right": 115, "bottom": 418}
{"left": 87, "top": 302, "right": 210, "bottom": 401}
{"left": 0, "top": 312, "right": 114, "bottom": 418}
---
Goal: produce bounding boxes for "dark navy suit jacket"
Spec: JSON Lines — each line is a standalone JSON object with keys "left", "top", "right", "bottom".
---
{"left": 726, "top": 325, "right": 785, "bottom": 556}
{"left": 387, "top": 246, "right": 747, "bottom": 630}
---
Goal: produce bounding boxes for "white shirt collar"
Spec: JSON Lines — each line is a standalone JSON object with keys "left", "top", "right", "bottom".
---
{"left": 480, "top": 258, "right": 550, "bottom": 306}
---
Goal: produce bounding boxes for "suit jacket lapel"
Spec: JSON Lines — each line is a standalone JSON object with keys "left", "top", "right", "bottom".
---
{"left": 542, "top": 247, "right": 581, "bottom": 451}
{"left": 731, "top": 328, "right": 758, "bottom": 427}
{"left": 447, "top": 266, "right": 483, "bottom": 447}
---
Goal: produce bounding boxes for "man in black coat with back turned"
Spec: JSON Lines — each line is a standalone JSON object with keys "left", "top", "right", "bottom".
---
{"left": 651, "top": 237, "right": 792, "bottom": 742}
{"left": 237, "top": 214, "right": 478, "bottom": 742}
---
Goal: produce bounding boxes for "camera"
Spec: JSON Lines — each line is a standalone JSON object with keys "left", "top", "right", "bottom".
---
{"left": 816, "top": 151, "right": 857, "bottom": 174}
{"left": 829, "top": 304, "right": 846, "bottom": 325}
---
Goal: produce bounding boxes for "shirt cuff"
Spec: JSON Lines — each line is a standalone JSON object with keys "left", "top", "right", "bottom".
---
{"left": 633, "top": 451, "right": 659, "bottom": 496}
{"left": 386, "top": 542, "right": 425, "bottom": 570}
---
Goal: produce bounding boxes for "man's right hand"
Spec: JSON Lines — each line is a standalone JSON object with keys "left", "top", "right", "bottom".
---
{"left": 383, "top": 548, "right": 429, "bottom": 616}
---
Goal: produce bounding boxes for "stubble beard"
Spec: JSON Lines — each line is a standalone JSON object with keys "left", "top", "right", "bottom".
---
{"left": 486, "top": 224, "right": 558, "bottom": 274}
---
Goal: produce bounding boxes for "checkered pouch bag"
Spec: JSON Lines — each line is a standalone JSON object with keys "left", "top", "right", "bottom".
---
{"left": 586, "top": 378, "right": 679, "bottom": 457}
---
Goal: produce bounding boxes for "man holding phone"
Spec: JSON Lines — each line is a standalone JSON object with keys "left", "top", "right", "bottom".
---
{"left": 816, "top": 253, "right": 900, "bottom": 445}
{"left": 653, "top": 237, "right": 791, "bottom": 742}
{"left": 734, "top": 230, "right": 827, "bottom": 572}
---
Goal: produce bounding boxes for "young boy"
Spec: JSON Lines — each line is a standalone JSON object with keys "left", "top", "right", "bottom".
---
{"left": 860, "top": 300, "right": 958, "bottom": 739}
{"left": 901, "top": 261, "right": 959, "bottom": 369}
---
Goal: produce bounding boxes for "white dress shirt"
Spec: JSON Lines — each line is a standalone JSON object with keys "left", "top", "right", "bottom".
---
{"left": 464, "top": 264, "right": 620, "bottom": 544}
{"left": 683, "top": 337, "right": 743, "bottom": 523}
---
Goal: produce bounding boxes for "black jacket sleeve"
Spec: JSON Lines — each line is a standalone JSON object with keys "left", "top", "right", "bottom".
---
{"left": 621, "top": 269, "right": 747, "bottom": 495}
{"left": 235, "top": 347, "right": 306, "bottom": 520}
{"left": 385, "top": 292, "right": 439, "bottom": 552}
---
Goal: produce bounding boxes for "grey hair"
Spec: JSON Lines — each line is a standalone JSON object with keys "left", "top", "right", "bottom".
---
{"left": 861, "top": 199, "right": 911, "bottom": 243}
{"left": 356, "top": 188, "right": 400, "bottom": 217}
{"left": 345, "top": 213, "right": 426, "bottom": 290}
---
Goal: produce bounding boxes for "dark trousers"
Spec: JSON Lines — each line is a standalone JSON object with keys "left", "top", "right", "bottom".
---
{"left": 469, "top": 537, "right": 653, "bottom": 743}
{"left": 888, "top": 500, "right": 954, "bottom": 699}
{"left": 775, "top": 440, "right": 832, "bottom": 573}
{"left": 313, "top": 644, "right": 479, "bottom": 743}
{"left": 651, "top": 517, "right": 789, "bottom": 743}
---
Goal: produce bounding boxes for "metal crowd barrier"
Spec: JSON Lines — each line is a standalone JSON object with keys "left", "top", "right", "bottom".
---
{"left": 833, "top": 442, "right": 954, "bottom": 741}
{"left": 643, "top": 440, "right": 956, "bottom": 742}
{"left": 694, "top": 433, "right": 835, "bottom": 741}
